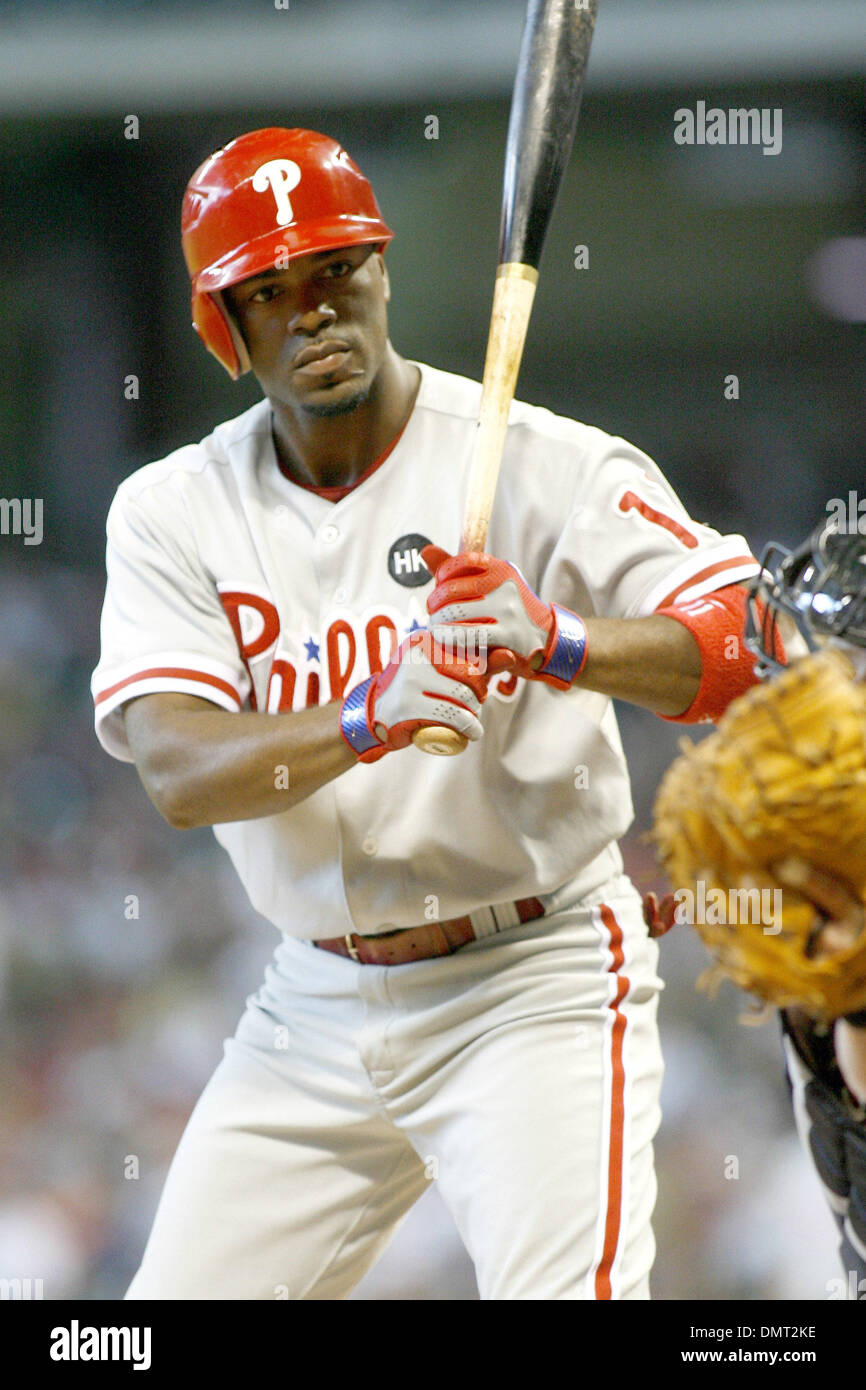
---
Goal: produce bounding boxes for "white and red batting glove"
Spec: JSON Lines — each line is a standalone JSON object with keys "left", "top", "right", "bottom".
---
{"left": 423, "top": 546, "right": 588, "bottom": 691}
{"left": 339, "top": 629, "right": 489, "bottom": 763}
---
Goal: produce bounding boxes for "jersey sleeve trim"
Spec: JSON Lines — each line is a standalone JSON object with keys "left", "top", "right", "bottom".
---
{"left": 93, "top": 653, "right": 243, "bottom": 717}
{"left": 92, "top": 655, "right": 245, "bottom": 762}
{"left": 634, "top": 549, "right": 760, "bottom": 618}
{"left": 95, "top": 666, "right": 243, "bottom": 708}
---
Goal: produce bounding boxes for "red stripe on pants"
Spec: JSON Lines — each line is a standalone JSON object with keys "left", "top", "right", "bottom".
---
{"left": 594, "top": 903, "right": 630, "bottom": 1300}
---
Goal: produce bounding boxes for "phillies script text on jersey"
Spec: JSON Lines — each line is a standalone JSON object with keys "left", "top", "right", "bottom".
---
{"left": 217, "top": 585, "right": 498, "bottom": 714}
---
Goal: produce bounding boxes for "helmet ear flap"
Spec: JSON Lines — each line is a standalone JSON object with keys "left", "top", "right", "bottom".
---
{"left": 191, "top": 289, "right": 251, "bottom": 379}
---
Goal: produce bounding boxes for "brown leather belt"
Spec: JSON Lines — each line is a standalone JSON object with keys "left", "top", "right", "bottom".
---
{"left": 314, "top": 896, "right": 546, "bottom": 967}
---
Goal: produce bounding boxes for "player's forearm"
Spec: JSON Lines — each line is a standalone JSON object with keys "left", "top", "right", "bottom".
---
{"left": 573, "top": 615, "right": 702, "bottom": 715}
{"left": 123, "top": 697, "right": 355, "bottom": 828}
{"left": 425, "top": 552, "right": 707, "bottom": 717}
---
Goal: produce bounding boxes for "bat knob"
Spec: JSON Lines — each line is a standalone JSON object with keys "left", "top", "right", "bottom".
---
{"left": 412, "top": 727, "right": 469, "bottom": 757}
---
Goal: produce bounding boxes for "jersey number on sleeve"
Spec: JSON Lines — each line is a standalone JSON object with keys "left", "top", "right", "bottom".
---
{"left": 618, "top": 490, "right": 698, "bottom": 550}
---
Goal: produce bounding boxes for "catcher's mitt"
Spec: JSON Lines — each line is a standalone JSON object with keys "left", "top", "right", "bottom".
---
{"left": 651, "top": 649, "right": 866, "bottom": 1020}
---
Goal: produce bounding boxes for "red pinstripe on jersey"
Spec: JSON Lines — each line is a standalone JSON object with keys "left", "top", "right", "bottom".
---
{"left": 94, "top": 667, "right": 242, "bottom": 706}
{"left": 593, "top": 902, "right": 630, "bottom": 1301}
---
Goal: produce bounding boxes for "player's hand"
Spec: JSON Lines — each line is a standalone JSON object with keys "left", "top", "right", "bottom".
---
{"left": 422, "top": 545, "right": 588, "bottom": 691}
{"left": 773, "top": 858, "right": 866, "bottom": 958}
{"left": 339, "top": 628, "right": 489, "bottom": 764}
{"left": 642, "top": 890, "right": 679, "bottom": 939}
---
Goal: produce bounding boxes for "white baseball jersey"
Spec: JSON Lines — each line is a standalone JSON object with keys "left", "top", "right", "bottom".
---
{"left": 92, "top": 362, "right": 758, "bottom": 940}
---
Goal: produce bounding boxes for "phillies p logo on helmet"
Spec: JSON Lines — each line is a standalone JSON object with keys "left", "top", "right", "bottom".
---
{"left": 252, "top": 159, "right": 302, "bottom": 227}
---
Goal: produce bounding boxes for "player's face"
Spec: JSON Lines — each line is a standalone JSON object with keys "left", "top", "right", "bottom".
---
{"left": 223, "top": 245, "right": 391, "bottom": 418}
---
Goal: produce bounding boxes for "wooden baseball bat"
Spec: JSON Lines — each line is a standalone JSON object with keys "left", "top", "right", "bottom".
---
{"left": 414, "top": 0, "right": 600, "bottom": 757}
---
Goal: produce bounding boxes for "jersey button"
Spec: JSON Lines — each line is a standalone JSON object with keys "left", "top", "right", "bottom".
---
{"left": 320, "top": 524, "right": 340, "bottom": 544}
{"left": 362, "top": 836, "right": 378, "bottom": 856}
{"left": 334, "top": 586, "right": 347, "bottom": 604}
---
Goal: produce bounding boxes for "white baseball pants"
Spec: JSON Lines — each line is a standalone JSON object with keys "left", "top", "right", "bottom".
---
{"left": 125, "top": 875, "right": 663, "bottom": 1300}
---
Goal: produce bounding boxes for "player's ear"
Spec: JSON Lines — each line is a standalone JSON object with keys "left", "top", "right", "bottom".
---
{"left": 376, "top": 254, "right": 391, "bottom": 304}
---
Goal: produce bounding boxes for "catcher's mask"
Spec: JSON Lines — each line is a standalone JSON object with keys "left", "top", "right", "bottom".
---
{"left": 746, "top": 514, "right": 866, "bottom": 676}
{"left": 181, "top": 128, "right": 394, "bottom": 379}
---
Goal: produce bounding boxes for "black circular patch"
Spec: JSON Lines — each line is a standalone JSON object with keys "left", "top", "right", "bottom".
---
{"left": 388, "top": 533, "right": 434, "bottom": 588}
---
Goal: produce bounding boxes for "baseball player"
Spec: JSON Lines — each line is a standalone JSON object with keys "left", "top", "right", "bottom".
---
{"left": 744, "top": 517, "right": 866, "bottom": 1296}
{"left": 91, "top": 127, "right": 765, "bottom": 1300}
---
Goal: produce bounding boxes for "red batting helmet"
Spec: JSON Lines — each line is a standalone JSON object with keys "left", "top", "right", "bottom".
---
{"left": 181, "top": 128, "right": 394, "bottom": 378}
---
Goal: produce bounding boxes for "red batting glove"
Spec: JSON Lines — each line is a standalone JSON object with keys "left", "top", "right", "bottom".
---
{"left": 339, "top": 629, "right": 490, "bottom": 763}
{"left": 422, "top": 545, "right": 588, "bottom": 691}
